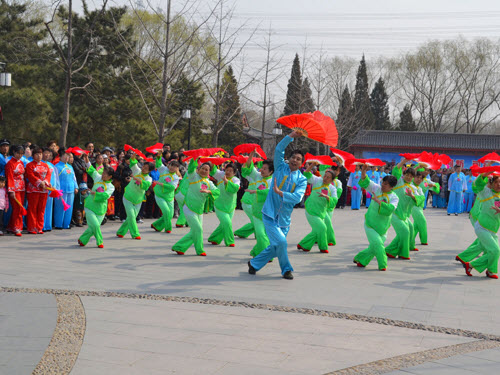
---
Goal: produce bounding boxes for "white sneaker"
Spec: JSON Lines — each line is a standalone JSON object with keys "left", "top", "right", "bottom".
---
{"left": 0, "top": 230, "right": 3, "bottom": 236}
{"left": 137, "top": 219, "right": 144, "bottom": 224}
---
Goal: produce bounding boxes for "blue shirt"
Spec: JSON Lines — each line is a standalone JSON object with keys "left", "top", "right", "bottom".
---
{"left": 0, "top": 154, "right": 10, "bottom": 176}
{"left": 448, "top": 172, "right": 467, "bottom": 193}
{"left": 466, "top": 175, "right": 476, "bottom": 193}
{"left": 348, "top": 170, "right": 362, "bottom": 188}
{"left": 56, "top": 161, "right": 78, "bottom": 193}
{"left": 43, "top": 161, "right": 59, "bottom": 190}
{"left": 261, "top": 136, "right": 307, "bottom": 228}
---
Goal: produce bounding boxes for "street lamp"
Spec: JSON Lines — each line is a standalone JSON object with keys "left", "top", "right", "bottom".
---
{"left": 0, "top": 63, "right": 11, "bottom": 87}
{"left": 182, "top": 106, "right": 192, "bottom": 150}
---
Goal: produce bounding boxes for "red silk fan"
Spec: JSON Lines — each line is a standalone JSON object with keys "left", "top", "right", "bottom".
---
{"left": 199, "top": 157, "right": 233, "bottom": 165}
{"left": 399, "top": 152, "right": 422, "bottom": 161}
{"left": 330, "top": 148, "right": 355, "bottom": 165}
{"left": 478, "top": 152, "right": 500, "bottom": 165}
{"left": 344, "top": 158, "right": 385, "bottom": 173}
{"left": 302, "top": 153, "right": 336, "bottom": 167}
{"left": 183, "top": 148, "right": 227, "bottom": 159}
{"left": 231, "top": 155, "right": 263, "bottom": 164}
{"left": 69, "top": 147, "right": 89, "bottom": 156}
{"left": 233, "top": 144, "right": 267, "bottom": 159}
{"left": 124, "top": 144, "right": 135, "bottom": 152}
{"left": 415, "top": 153, "right": 441, "bottom": 170}
{"left": 145, "top": 143, "right": 164, "bottom": 154}
{"left": 470, "top": 165, "right": 500, "bottom": 176}
{"left": 277, "top": 111, "right": 338, "bottom": 147}
{"left": 437, "top": 154, "right": 452, "bottom": 167}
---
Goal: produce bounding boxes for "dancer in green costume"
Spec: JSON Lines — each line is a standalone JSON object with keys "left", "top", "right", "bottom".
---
{"left": 297, "top": 162, "right": 338, "bottom": 253}
{"left": 385, "top": 159, "right": 424, "bottom": 259}
{"left": 116, "top": 154, "right": 153, "bottom": 240}
{"left": 208, "top": 163, "right": 241, "bottom": 247}
{"left": 353, "top": 164, "right": 399, "bottom": 270}
{"left": 407, "top": 171, "right": 426, "bottom": 252}
{"left": 241, "top": 149, "right": 274, "bottom": 257}
{"left": 412, "top": 168, "right": 440, "bottom": 246}
{"left": 234, "top": 158, "right": 262, "bottom": 239}
{"left": 319, "top": 164, "right": 343, "bottom": 246}
{"left": 464, "top": 174, "right": 500, "bottom": 279}
{"left": 151, "top": 154, "right": 180, "bottom": 233}
{"left": 78, "top": 154, "right": 115, "bottom": 248}
{"left": 175, "top": 176, "right": 189, "bottom": 227}
{"left": 172, "top": 159, "right": 220, "bottom": 256}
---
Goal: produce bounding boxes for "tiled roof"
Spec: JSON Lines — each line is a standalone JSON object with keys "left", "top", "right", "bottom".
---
{"left": 351, "top": 130, "right": 500, "bottom": 151}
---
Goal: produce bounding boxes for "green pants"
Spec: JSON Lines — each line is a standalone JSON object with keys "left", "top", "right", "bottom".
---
{"left": 250, "top": 215, "right": 270, "bottom": 257}
{"left": 153, "top": 196, "right": 174, "bottom": 232}
{"left": 324, "top": 209, "right": 335, "bottom": 245}
{"left": 385, "top": 215, "right": 413, "bottom": 258}
{"left": 412, "top": 206, "right": 427, "bottom": 244}
{"left": 458, "top": 218, "right": 484, "bottom": 262}
{"left": 298, "top": 212, "right": 328, "bottom": 251}
{"left": 175, "top": 193, "right": 187, "bottom": 226}
{"left": 234, "top": 203, "right": 254, "bottom": 238}
{"left": 354, "top": 224, "right": 388, "bottom": 270}
{"left": 409, "top": 220, "right": 416, "bottom": 250}
{"left": 208, "top": 208, "right": 235, "bottom": 246}
{"left": 470, "top": 222, "right": 500, "bottom": 274}
{"left": 79, "top": 209, "right": 105, "bottom": 246}
{"left": 117, "top": 198, "right": 141, "bottom": 238}
{"left": 172, "top": 206, "right": 205, "bottom": 254}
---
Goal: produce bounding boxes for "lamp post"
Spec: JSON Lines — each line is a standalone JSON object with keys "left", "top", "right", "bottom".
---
{"left": 0, "top": 63, "right": 12, "bottom": 87}
{"left": 272, "top": 124, "right": 282, "bottom": 149}
{"left": 182, "top": 106, "right": 192, "bottom": 150}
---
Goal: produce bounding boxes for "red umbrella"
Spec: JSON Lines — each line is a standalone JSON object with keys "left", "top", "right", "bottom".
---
{"left": 302, "top": 153, "right": 336, "bottom": 167}
{"left": 233, "top": 143, "right": 267, "bottom": 159}
{"left": 329, "top": 148, "right": 355, "bottom": 165}
{"left": 183, "top": 148, "right": 227, "bottom": 159}
{"left": 277, "top": 111, "right": 338, "bottom": 147}
{"left": 145, "top": 143, "right": 164, "bottom": 154}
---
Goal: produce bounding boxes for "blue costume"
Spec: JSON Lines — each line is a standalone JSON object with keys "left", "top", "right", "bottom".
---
{"left": 348, "top": 170, "right": 362, "bottom": 209}
{"left": 0, "top": 154, "right": 10, "bottom": 176}
{"left": 43, "top": 161, "right": 59, "bottom": 231}
{"left": 365, "top": 170, "right": 380, "bottom": 207}
{"left": 464, "top": 175, "right": 476, "bottom": 213}
{"left": 55, "top": 161, "right": 78, "bottom": 229}
{"left": 447, "top": 171, "right": 467, "bottom": 215}
{"left": 249, "top": 136, "right": 307, "bottom": 276}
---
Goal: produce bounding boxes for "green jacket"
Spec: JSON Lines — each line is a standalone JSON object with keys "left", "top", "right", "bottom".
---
{"left": 304, "top": 172, "right": 338, "bottom": 217}
{"left": 252, "top": 175, "right": 273, "bottom": 220}
{"left": 241, "top": 162, "right": 261, "bottom": 205}
{"left": 359, "top": 177, "right": 398, "bottom": 236}
{"left": 474, "top": 176, "right": 500, "bottom": 233}
{"left": 123, "top": 159, "right": 152, "bottom": 205}
{"left": 84, "top": 165, "right": 115, "bottom": 215}
{"left": 211, "top": 167, "right": 240, "bottom": 213}
{"left": 391, "top": 166, "right": 425, "bottom": 220}
{"left": 154, "top": 157, "right": 180, "bottom": 201}
{"left": 184, "top": 159, "right": 220, "bottom": 215}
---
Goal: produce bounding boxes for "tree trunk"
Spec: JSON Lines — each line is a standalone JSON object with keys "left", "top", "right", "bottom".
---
{"left": 157, "top": 0, "right": 171, "bottom": 143}
{"left": 59, "top": 0, "right": 73, "bottom": 148}
{"left": 211, "top": 3, "right": 223, "bottom": 148}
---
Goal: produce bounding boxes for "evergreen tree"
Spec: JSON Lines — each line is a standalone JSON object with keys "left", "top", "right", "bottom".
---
{"left": 282, "top": 53, "right": 303, "bottom": 116}
{"left": 337, "top": 86, "right": 353, "bottom": 149}
{"left": 216, "top": 66, "right": 245, "bottom": 149}
{"left": 370, "top": 77, "right": 391, "bottom": 130}
{"left": 398, "top": 104, "right": 418, "bottom": 131}
{"left": 301, "top": 77, "right": 316, "bottom": 113}
{"left": 352, "top": 54, "right": 374, "bottom": 130}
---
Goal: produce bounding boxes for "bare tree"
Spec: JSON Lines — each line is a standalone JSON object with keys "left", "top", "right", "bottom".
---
{"left": 44, "top": 0, "right": 109, "bottom": 147}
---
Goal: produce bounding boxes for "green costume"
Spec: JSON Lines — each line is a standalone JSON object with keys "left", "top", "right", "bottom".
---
{"left": 175, "top": 177, "right": 189, "bottom": 227}
{"left": 298, "top": 172, "right": 338, "bottom": 252}
{"left": 457, "top": 191, "right": 484, "bottom": 263}
{"left": 412, "top": 178, "right": 440, "bottom": 245}
{"left": 152, "top": 157, "right": 180, "bottom": 233}
{"left": 117, "top": 159, "right": 152, "bottom": 239}
{"left": 318, "top": 165, "right": 343, "bottom": 246}
{"left": 172, "top": 159, "right": 220, "bottom": 255}
{"left": 79, "top": 165, "right": 115, "bottom": 247}
{"left": 354, "top": 177, "right": 399, "bottom": 270}
{"left": 239, "top": 161, "right": 272, "bottom": 257}
{"left": 208, "top": 167, "right": 241, "bottom": 246}
{"left": 467, "top": 176, "right": 500, "bottom": 275}
{"left": 385, "top": 167, "right": 425, "bottom": 259}
{"left": 234, "top": 162, "right": 262, "bottom": 238}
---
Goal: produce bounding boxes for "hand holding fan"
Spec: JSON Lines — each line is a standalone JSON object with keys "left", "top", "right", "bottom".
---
{"left": 233, "top": 144, "right": 267, "bottom": 159}
{"left": 478, "top": 152, "right": 500, "bottom": 165}
{"left": 145, "top": 143, "right": 164, "bottom": 154}
{"left": 183, "top": 148, "right": 227, "bottom": 159}
{"left": 302, "top": 153, "right": 336, "bottom": 167}
{"left": 330, "top": 148, "right": 355, "bottom": 165}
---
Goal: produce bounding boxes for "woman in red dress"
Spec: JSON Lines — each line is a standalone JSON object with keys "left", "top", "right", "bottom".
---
{"left": 25, "top": 146, "right": 52, "bottom": 234}
{"left": 5, "top": 145, "right": 26, "bottom": 236}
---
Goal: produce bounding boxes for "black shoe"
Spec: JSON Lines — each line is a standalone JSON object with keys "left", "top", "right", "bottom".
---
{"left": 248, "top": 261, "right": 256, "bottom": 275}
{"left": 283, "top": 271, "right": 294, "bottom": 280}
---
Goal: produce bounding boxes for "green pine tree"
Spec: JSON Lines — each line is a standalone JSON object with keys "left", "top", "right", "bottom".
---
{"left": 216, "top": 66, "right": 245, "bottom": 149}
{"left": 337, "top": 86, "right": 353, "bottom": 149}
{"left": 282, "top": 53, "right": 303, "bottom": 116}
{"left": 398, "top": 104, "right": 418, "bottom": 131}
{"left": 352, "top": 54, "right": 374, "bottom": 130}
{"left": 370, "top": 77, "right": 391, "bottom": 130}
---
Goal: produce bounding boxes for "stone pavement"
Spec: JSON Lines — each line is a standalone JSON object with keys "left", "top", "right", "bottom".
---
{"left": 0, "top": 207, "right": 499, "bottom": 374}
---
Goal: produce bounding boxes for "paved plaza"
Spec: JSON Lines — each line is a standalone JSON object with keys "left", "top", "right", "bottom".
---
{"left": 1, "top": 207, "right": 499, "bottom": 374}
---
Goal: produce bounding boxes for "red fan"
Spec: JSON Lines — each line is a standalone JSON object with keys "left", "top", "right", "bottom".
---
{"left": 330, "top": 148, "right": 355, "bottom": 165}
{"left": 134, "top": 149, "right": 147, "bottom": 160}
{"left": 233, "top": 144, "right": 267, "bottom": 159}
{"left": 199, "top": 157, "right": 233, "bottom": 165}
{"left": 344, "top": 158, "right": 384, "bottom": 173}
{"left": 470, "top": 165, "right": 500, "bottom": 176}
{"left": 144, "top": 157, "right": 155, "bottom": 162}
{"left": 70, "top": 147, "right": 89, "bottom": 156}
{"left": 302, "top": 153, "right": 336, "bottom": 167}
{"left": 183, "top": 148, "right": 227, "bottom": 159}
{"left": 13, "top": 197, "right": 27, "bottom": 216}
{"left": 478, "top": 152, "right": 500, "bottom": 165}
{"left": 277, "top": 111, "right": 338, "bottom": 147}
{"left": 306, "top": 111, "right": 338, "bottom": 147}
{"left": 231, "top": 155, "right": 263, "bottom": 164}
{"left": 399, "top": 152, "right": 422, "bottom": 161}
{"left": 437, "top": 154, "right": 452, "bottom": 167}
{"left": 415, "top": 153, "right": 441, "bottom": 170}
{"left": 145, "top": 143, "right": 164, "bottom": 154}
{"left": 365, "top": 158, "right": 385, "bottom": 167}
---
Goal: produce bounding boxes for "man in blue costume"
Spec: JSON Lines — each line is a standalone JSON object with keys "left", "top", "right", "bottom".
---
{"left": 248, "top": 131, "right": 307, "bottom": 280}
